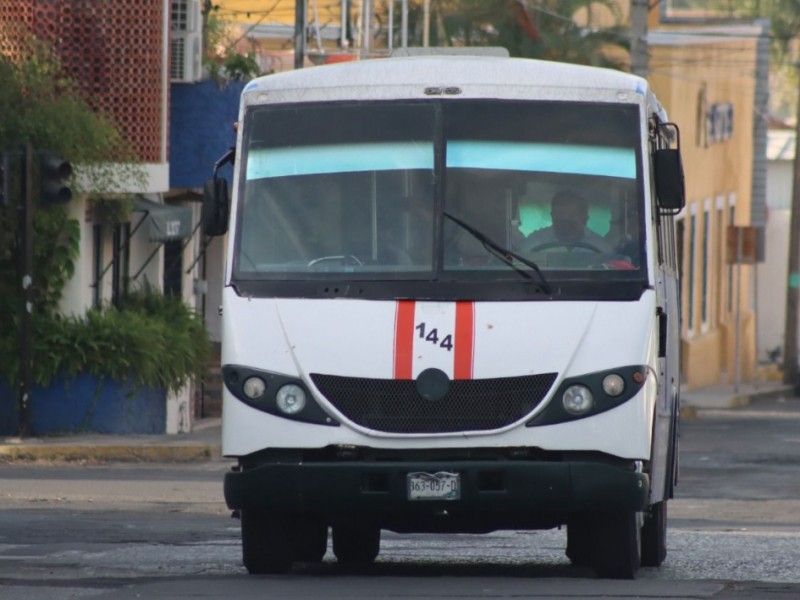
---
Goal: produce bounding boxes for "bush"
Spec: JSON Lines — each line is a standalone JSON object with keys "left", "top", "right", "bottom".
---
{"left": 0, "top": 289, "right": 210, "bottom": 395}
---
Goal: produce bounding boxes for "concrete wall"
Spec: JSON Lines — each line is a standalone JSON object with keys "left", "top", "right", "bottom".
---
{"left": 756, "top": 133, "right": 795, "bottom": 365}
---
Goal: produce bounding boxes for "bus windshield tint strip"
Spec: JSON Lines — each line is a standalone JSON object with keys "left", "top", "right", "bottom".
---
{"left": 446, "top": 141, "right": 636, "bottom": 179}
{"left": 247, "top": 142, "right": 434, "bottom": 179}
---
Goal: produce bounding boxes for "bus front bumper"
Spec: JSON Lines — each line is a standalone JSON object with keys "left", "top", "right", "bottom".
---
{"left": 224, "top": 460, "right": 649, "bottom": 524}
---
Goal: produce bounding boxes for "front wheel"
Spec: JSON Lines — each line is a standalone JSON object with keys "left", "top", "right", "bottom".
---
{"left": 566, "top": 516, "right": 593, "bottom": 567}
{"left": 294, "top": 517, "right": 328, "bottom": 563}
{"left": 241, "top": 510, "right": 295, "bottom": 574}
{"left": 641, "top": 501, "right": 668, "bottom": 567}
{"left": 331, "top": 522, "right": 380, "bottom": 565}
{"left": 590, "top": 510, "right": 641, "bottom": 579}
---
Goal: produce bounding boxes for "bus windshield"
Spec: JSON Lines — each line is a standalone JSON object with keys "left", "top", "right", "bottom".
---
{"left": 234, "top": 99, "right": 645, "bottom": 295}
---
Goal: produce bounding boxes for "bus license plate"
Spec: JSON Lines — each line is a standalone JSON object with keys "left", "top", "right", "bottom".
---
{"left": 407, "top": 472, "right": 460, "bottom": 501}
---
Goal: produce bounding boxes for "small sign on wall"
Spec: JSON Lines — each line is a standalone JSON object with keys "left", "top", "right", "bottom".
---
{"left": 726, "top": 225, "right": 759, "bottom": 264}
{"left": 707, "top": 103, "right": 734, "bottom": 144}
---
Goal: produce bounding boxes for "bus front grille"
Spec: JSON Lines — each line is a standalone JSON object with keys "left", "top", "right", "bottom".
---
{"left": 309, "top": 373, "right": 558, "bottom": 434}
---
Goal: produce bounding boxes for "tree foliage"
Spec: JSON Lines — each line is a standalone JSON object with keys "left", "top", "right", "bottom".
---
{"left": 669, "top": 0, "right": 800, "bottom": 62}
{"left": 0, "top": 27, "right": 210, "bottom": 395}
{"left": 393, "top": 0, "right": 629, "bottom": 69}
{"left": 0, "top": 26, "right": 144, "bottom": 325}
{"left": 0, "top": 285, "right": 210, "bottom": 394}
{"left": 687, "top": 0, "right": 800, "bottom": 119}
{"left": 202, "top": 8, "right": 264, "bottom": 80}
{"left": 0, "top": 25, "right": 199, "bottom": 395}
{"left": 0, "top": 24, "right": 140, "bottom": 179}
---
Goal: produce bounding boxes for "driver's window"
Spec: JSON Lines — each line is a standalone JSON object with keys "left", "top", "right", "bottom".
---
{"left": 517, "top": 178, "right": 640, "bottom": 269}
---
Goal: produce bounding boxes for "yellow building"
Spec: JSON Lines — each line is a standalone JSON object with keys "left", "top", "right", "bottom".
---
{"left": 647, "top": 14, "right": 769, "bottom": 389}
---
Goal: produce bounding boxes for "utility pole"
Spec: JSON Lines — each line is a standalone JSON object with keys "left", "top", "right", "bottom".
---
{"left": 630, "top": 0, "right": 649, "bottom": 77}
{"left": 782, "top": 67, "right": 800, "bottom": 388}
{"left": 340, "top": 0, "right": 347, "bottom": 50}
{"left": 294, "top": 0, "right": 306, "bottom": 69}
{"left": 423, "top": 0, "right": 430, "bottom": 48}
{"left": 362, "top": 0, "right": 373, "bottom": 56}
{"left": 401, "top": 0, "right": 409, "bottom": 49}
{"left": 18, "top": 143, "right": 34, "bottom": 437}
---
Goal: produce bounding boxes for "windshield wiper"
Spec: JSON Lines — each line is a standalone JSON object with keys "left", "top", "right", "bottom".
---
{"left": 443, "top": 211, "right": 551, "bottom": 294}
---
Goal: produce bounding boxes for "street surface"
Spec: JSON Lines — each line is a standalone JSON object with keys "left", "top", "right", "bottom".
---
{"left": 1, "top": 398, "right": 800, "bottom": 599}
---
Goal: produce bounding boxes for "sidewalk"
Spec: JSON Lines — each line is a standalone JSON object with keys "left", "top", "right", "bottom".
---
{"left": 0, "top": 418, "right": 223, "bottom": 463}
{"left": 680, "top": 379, "right": 796, "bottom": 418}
{"left": 1, "top": 381, "right": 796, "bottom": 463}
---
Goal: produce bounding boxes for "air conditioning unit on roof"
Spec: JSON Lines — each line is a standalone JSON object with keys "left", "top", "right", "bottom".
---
{"left": 170, "top": 0, "right": 202, "bottom": 82}
{"left": 171, "top": 33, "right": 202, "bottom": 82}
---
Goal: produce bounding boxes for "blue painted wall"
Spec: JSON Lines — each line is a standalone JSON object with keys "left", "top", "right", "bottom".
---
{"left": 0, "top": 375, "right": 166, "bottom": 435}
{"left": 169, "top": 79, "right": 244, "bottom": 188}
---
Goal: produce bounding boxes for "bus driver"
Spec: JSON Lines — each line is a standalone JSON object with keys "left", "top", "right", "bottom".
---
{"left": 522, "top": 189, "right": 612, "bottom": 253}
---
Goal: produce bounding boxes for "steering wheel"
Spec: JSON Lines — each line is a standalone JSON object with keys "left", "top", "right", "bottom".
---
{"left": 307, "top": 254, "right": 363, "bottom": 268}
{"left": 528, "top": 241, "right": 604, "bottom": 253}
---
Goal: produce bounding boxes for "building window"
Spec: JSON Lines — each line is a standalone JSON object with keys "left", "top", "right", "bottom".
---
{"left": 716, "top": 200, "right": 725, "bottom": 324}
{"left": 727, "top": 199, "right": 736, "bottom": 314}
{"left": 111, "top": 223, "right": 130, "bottom": 309}
{"left": 701, "top": 199, "right": 711, "bottom": 330}
{"left": 92, "top": 225, "right": 103, "bottom": 308}
{"left": 92, "top": 224, "right": 103, "bottom": 309}
{"left": 163, "top": 239, "right": 183, "bottom": 297}
{"left": 688, "top": 210, "right": 697, "bottom": 333}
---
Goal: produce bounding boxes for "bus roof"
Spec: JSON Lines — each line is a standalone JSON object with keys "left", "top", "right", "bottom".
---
{"left": 242, "top": 55, "right": 651, "bottom": 105}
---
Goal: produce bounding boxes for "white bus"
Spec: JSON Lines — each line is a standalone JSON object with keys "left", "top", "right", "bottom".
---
{"left": 203, "top": 53, "right": 684, "bottom": 579}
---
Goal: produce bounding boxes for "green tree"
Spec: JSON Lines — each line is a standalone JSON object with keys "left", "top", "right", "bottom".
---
{"left": 746, "top": 0, "right": 800, "bottom": 120}
{"left": 693, "top": 0, "right": 800, "bottom": 61}
{"left": 396, "top": 0, "right": 628, "bottom": 69}
{"left": 0, "top": 25, "right": 208, "bottom": 399}
{"left": 700, "top": 0, "right": 800, "bottom": 120}
{"left": 0, "top": 26, "right": 142, "bottom": 331}
{"left": 202, "top": 5, "right": 263, "bottom": 80}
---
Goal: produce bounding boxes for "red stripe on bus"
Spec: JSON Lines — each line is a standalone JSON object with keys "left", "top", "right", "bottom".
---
{"left": 394, "top": 300, "right": 415, "bottom": 379}
{"left": 454, "top": 302, "right": 475, "bottom": 379}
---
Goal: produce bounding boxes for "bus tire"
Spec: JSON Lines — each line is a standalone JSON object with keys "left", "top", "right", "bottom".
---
{"left": 294, "top": 517, "right": 328, "bottom": 563}
{"left": 566, "top": 516, "right": 593, "bottom": 566}
{"left": 332, "top": 522, "right": 380, "bottom": 565}
{"left": 591, "top": 510, "right": 641, "bottom": 579}
{"left": 641, "top": 500, "right": 668, "bottom": 567}
{"left": 241, "top": 510, "right": 295, "bottom": 574}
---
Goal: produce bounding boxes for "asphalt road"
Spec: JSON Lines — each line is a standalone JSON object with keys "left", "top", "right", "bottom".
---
{"left": 1, "top": 398, "right": 799, "bottom": 599}
{"left": 672, "top": 400, "right": 800, "bottom": 531}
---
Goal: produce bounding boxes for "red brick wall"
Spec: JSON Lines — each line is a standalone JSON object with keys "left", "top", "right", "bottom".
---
{"left": 0, "top": 0, "right": 166, "bottom": 163}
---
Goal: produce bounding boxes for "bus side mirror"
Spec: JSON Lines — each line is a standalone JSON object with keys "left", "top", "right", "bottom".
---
{"left": 202, "top": 177, "right": 230, "bottom": 237}
{"left": 654, "top": 148, "right": 685, "bottom": 211}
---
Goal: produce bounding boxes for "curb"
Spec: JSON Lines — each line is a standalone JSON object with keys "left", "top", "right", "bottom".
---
{"left": 0, "top": 442, "right": 221, "bottom": 463}
{"left": 742, "top": 384, "right": 796, "bottom": 403}
{"left": 680, "top": 384, "right": 795, "bottom": 419}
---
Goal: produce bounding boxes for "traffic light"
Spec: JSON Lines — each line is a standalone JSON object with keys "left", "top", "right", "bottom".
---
{"left": 39, "top": 152, "right": 72, "bottom": 205}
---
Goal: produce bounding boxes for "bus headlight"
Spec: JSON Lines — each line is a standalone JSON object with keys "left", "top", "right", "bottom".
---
{"left": 601, "top": 373, "right": 625, "bottom": 397}
{"left": 562, "top": 384, "right": 594, "bottom": 415}
{"left": 243, "top": 376, "right": 266, "bottom": 400}
{"left": 276, "top": 384, "right": 307, "bottom": 415}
